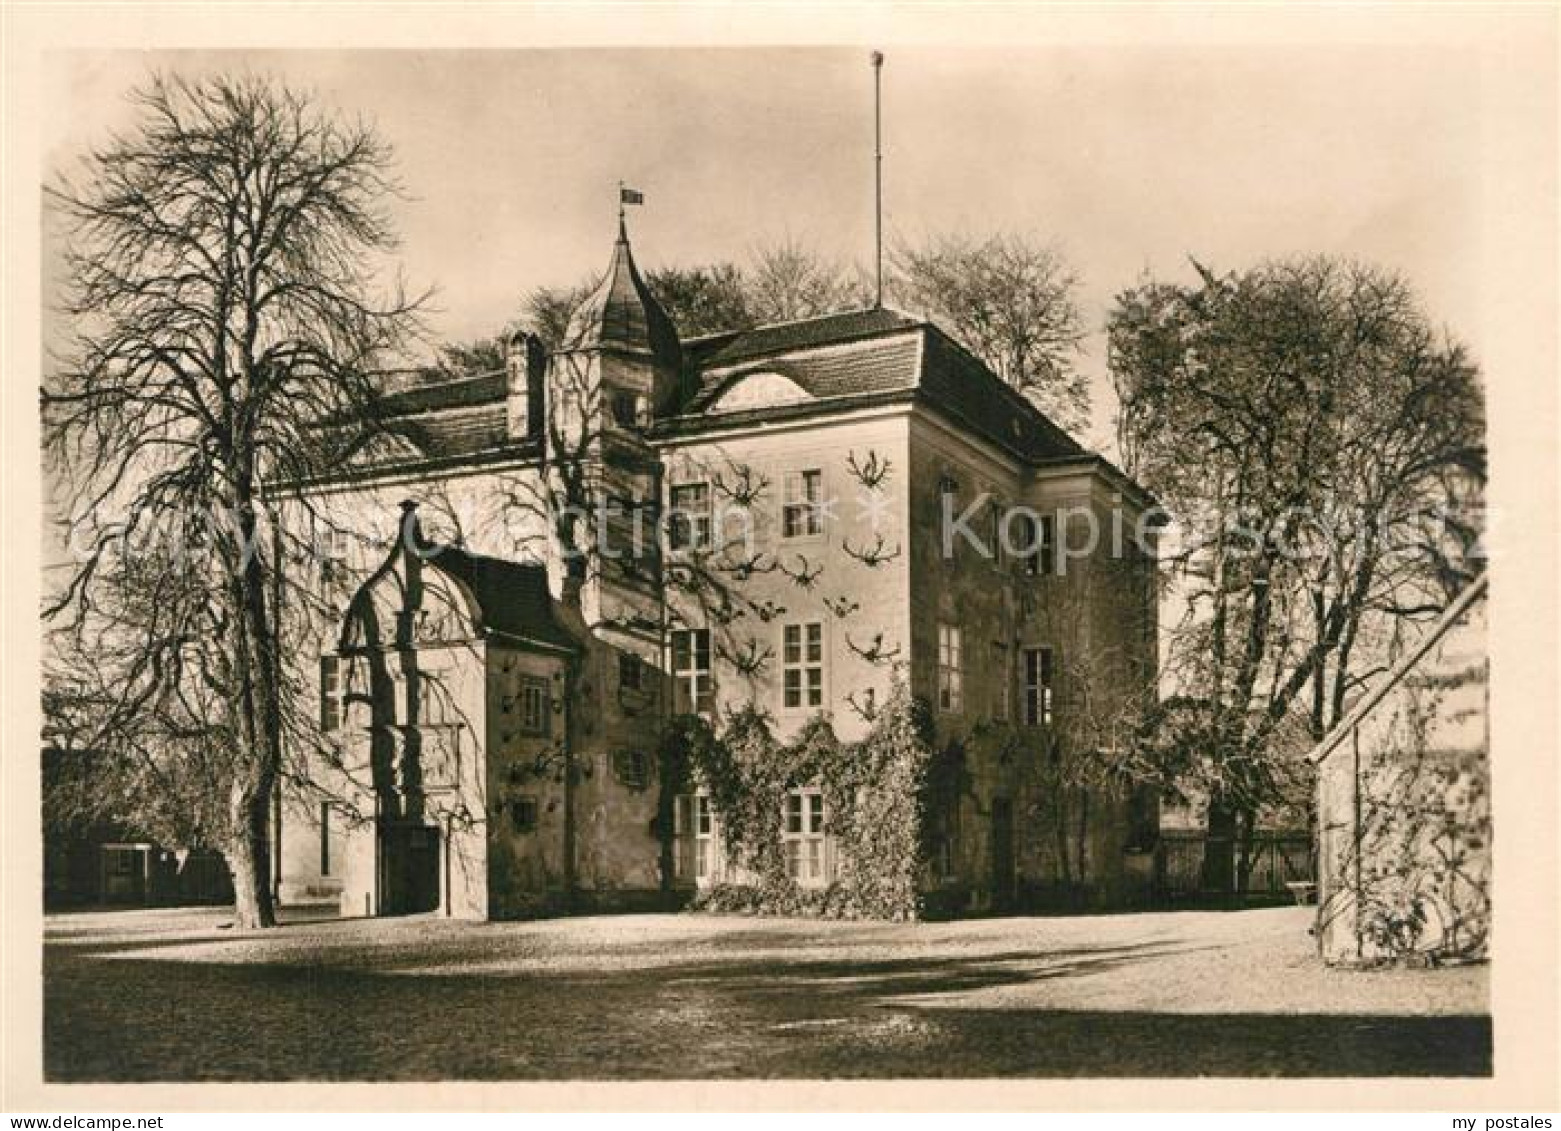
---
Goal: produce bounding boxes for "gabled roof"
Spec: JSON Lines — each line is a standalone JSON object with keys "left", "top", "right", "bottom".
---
{"left": 427, "top": 545, "right": 576, "bottom": 654}
{"left": 686, "top": 307, "right": 921, "bottom": 369}
{"left": 377, "top": 371, "right": 506, "bottom": 416}
{"left": 1307, "top": 572, "right": 1489, "bottom": 765}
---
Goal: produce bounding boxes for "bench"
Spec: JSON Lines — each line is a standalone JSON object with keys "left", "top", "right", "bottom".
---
{"left": 1286, "top": 881, "right": 1318, "bottom": 906}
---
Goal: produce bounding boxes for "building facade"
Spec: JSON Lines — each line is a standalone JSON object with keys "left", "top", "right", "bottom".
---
{"left": 276, "top": 222, "right": 1162, "bottom": 920}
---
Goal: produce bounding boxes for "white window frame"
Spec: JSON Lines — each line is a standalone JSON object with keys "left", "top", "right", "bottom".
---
{"left": 784, "top": 788, "right": 828, "bottom": 887}
{"left": 668, "top": 481, "right": 713, "bottom": 552}
{"left": 782, "top": 469, "right": 824, "bottom": 539}
{"left": 937, "top": 623, "right": 963, "bottom": 713}
{"left": 671, "top": 627, "right": 714, "bottom": 715}
{"left": 1023, "top": 645, "right": 1055, "bottom": 727}
{"left": 782, "top": 621, "right": 825, "bottom": 711}
{"left": 518, "top": 676, "right": 550, "bottom": 736}
{"left": 674, "top": 792, "right": 715, "bottom": 883}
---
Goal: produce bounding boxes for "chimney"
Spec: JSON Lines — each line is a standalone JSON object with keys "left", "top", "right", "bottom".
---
{"left": 505, "top": 331, "right": 546, "bottom": 440}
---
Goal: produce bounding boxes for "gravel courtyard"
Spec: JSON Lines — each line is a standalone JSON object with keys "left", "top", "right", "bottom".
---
{"left": 44, "top": 905, "right": 1489, "bottom": 1080}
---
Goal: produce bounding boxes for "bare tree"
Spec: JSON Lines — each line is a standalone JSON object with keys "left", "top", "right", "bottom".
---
{"left": 889, "top": 232, "right": 1088, "bottom": 431}
{"left": 744, "top": 238, "right": 871, "bottom": 325}
{"left": 1109, "top": 256, "right": 1485, "bottom": 891}
{"left": 646, "top": 262, "right": 753, "bottom": 337}
{"left": 42, "top": 72, "right": 426, "bottom": 927}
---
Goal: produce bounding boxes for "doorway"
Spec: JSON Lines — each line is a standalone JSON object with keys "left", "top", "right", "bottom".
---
{"left": 379, "top": 822, "right": 441, "bottom": 915}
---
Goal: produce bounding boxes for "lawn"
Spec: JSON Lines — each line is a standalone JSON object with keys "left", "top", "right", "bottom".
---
{"left": 43, "top": 904, "right": 1489, "bottom": 1080}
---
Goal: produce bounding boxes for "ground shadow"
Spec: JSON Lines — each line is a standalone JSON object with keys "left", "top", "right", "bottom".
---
{"left": 44, "top": 936, "right": 1490, "bottom": 1081}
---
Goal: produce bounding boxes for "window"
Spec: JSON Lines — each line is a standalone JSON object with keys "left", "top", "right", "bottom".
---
{"left": 671, "top": 628, "right": 714, "bottom": 715}
{"left": 319, "top": 803, "right": 332, "bottom": 876}
{"left": 782, "top": 469, "right": 823, "bottom": 538}
{"left": 782, "top": 622, "right": 824, "bottom": 710}
{"left": 1015, "top": 512, "right": 1057, "bottom": 576}
{"left": 611, "top": 748, "right": 651, "bottom": 790}
{"left": 509, "top": 796, "right": 539, "bottom": 834}
{"left": 992, "top": 642, "right": 1011, "bottom": 722}
{"left": 319, "top": 656, "right": 341, "bottom": 732}
{"left": 937, "top": 624, "right": 963, "bottom": 713}
{"left": 610, "top": 389, "right": 647, "bottom": 430}
{"left": 675, "top": 793, "right": 713, "bottom": 881}
{"left": 668, "top": 482, "right": 712, "bottom": 551}
{"left": 1038, "top": 515, "right": 1058, "bottom": 575}
{"left": 518, "top": 676, "right": 550, "bottom": 736}
{"left": 618, "top": 653, "right": 645, "bottom": 694}
{"left": 785, "top": 789, "right": 827, "bottom": 885}
{"left": 1023, "top": 646, "right": 1055, "bottom": 727}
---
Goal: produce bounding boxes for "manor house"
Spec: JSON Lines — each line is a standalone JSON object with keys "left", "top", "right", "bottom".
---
{"left": 276, "top": 220, "right": 1162, "bottom": 919}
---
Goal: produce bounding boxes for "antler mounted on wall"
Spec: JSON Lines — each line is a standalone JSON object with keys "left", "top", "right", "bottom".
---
{"left": 713, "top": 462, "right": 771, "bottom": 508}
{"left": 823, "top": 594, "right": 861, "bottom": 619}
{"left": 778, "top": 553, "right": 823, "bottom": 590}
{"left": 718, "top": 636, "right": 775, "bottom": 678}
{"left": 845, "top": 630, "right": 902, "bottom": 667}
{"left": 718, "top": 551, "right": 775, "bottom": 583}
{"left": 846, "top": 449, "right": 893, "bottom": 490}
{"left": 844, "top": 688, "right": 880, "bottom": 723}
{"left": 843, "top": 533, "right": 902, "bottom": 568}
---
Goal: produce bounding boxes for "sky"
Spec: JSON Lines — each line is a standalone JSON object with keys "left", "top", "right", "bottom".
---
{"left": 44, "top": 44, "right": 1487, "bottom": 449}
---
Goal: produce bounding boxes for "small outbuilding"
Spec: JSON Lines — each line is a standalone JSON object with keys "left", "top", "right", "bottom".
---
{"left": 1310, "top": 573, "right": 1489, "bottom": 965}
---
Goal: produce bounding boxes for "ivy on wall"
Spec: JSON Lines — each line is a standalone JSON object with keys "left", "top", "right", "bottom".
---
{"left": 1319, "top": 663, "right": 1491, "bottom": 965}
{"left": 657, "top": 682, "right": 936, "bottom": 920}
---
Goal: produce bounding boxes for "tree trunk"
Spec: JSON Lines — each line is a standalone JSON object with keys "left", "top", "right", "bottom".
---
{"left": 225, "top": 789, "right": 276, "bottom": 929}
{"left": 223, "top": 490, "right": 284, "bottom": 929}
{"left": 1234, "top": 806, "right": 1255, "bottom": 897}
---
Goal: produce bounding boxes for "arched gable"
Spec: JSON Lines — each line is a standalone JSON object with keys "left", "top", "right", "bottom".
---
{"left": 706, "top": 369, "right": 814, "bottom": 414}
{"left": 338, "top": 542, "right": 484, "bottom": 653}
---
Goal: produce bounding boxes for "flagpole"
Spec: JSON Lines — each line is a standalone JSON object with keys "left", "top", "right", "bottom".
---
{"left": 872, "top": 51, "right": 884, "bottom": 309}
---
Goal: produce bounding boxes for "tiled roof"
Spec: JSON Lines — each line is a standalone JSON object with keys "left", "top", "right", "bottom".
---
{"left": 429, "top": 546, "right": 576, "bottom": 653}
{"left": 383, "top": 404, "right": 510, "bottom": 459}
{"left": 685, "top": 332, "right": 922, "bottom": 412}
{"left": 561, "top": 223, "right": 682, "bottom": 370}
{"left": 377, "top": 370, "right": 506, "bottom": 417}
{"left": 686, "top": 307, "right": 921, "bottom": 368}
{"left": 328, "top": 302, "right": 1096, "bottom": 481}
{"left": 676, "top": 307, "right": 1084, "bottom": 463}
{"left": 916, "top": 328, "right": 1086, "bottom": 461}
